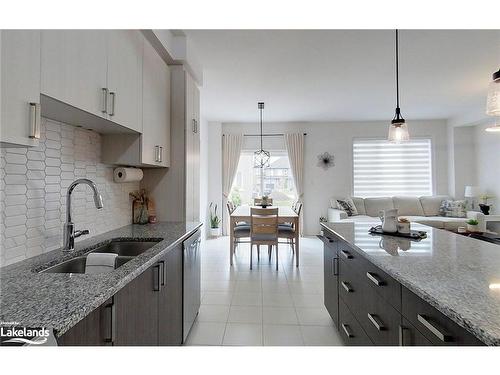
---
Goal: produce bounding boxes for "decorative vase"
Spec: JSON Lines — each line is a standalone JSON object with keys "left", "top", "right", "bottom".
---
{"left": 379, "top": 209, "right": 398, "bottom": 233}
{"left": 479, "top": 204, "right": 491, "bottom": 215}
{"left": 467, "top": 224, "right": 479, "bottom": 233}
{"left": 133, "top": 201, "right": 149, "bottom": 224}
{"left": 210, "top": 227, "right": 221, "bottom": 237}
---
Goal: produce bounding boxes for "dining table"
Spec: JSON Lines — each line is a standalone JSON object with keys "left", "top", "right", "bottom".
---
{"left": 229, "top": 205, "right": 300, "bottom": 267}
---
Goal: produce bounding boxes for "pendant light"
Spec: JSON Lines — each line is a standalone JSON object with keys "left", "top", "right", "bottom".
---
{"left": 388, "top": 29, "right": 410, "bottom": 143}
{"left": 254, "top": 102, "right": 270, "bottom": 168}
{"left": 485, "top": 68, "right": 500, "bottom": 132}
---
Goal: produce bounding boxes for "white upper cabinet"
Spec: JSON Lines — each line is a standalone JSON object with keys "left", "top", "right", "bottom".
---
{"left": 0, "top": 30, "right": 41, "bottom": 147}
{"left": 41, "top": 30, "right": 143, "bottom": 133}
{"left": 141, "top": 38, "right": 170, "bottom": 166}
{"left": 41, "top": 30, "right": 107, "bottom": 118}
{"left": 107, "top": 31, "right": 143, "bottom": 133}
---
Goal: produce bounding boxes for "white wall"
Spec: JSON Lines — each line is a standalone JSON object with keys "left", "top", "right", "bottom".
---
{"left": 215, "top": 119, "right": 449, "bottom": 235}
{"left": 206, "top": 122, "right": 223, "bottom": 237}
{"left": 475, "top": 121, "right": 500, "bottom": 223}
{"left": 448, "top": 125, "right": 477, "bottom": 199}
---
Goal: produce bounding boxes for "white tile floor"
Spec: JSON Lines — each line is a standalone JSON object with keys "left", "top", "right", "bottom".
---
{"left": 184, "top": 236, "right": 343, "bottom": 346}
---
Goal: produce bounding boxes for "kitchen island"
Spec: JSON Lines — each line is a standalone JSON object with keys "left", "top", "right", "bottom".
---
{"left": 320, "top": 221, "right": 500, "bottom": 346}
{"left": 0, "top": 222, "right": 202, "bottom": 345}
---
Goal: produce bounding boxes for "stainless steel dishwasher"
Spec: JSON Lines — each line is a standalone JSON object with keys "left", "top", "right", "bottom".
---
{"left": 183, "top": 230, "right": 201, "bottom": 342}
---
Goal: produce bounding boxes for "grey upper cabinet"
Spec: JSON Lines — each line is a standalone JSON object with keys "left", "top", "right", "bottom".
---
{"left": 41, "top": 30, "right": 107, "bottom": 119}
{"left": 41, "top": 30, "right": 143, "bottom": 133}
{"left": 0, "top": 30, "right": 41, "bottom": 148}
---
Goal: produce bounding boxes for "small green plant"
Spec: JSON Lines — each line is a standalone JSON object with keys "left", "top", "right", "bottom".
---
{"left": 209, "top": 202, "right": 220, "bottom": 229}
{"left": 466, "top": 219, "right": 479, "bottom": 226}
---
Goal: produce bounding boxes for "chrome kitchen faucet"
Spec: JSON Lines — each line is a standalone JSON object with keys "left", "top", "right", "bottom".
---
{"left": 63, "top": 178, "right": 103, "bottom": 251}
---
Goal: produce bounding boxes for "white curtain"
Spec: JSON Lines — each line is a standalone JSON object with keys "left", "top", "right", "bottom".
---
{"left": 284, "top": 133, "right": 305, "bottom": 235}
{"left": 222, "top": 134, "right": 243, "bottom": 235}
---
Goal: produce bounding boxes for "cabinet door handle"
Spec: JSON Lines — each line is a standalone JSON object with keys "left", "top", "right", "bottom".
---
{"left": 341, "top": 281, "right": 353, "bottom": 293}
{"left": 101, "top": 88, "right": 108, "bottom": 114}
{"left": 367, "top": 313, "right": 385, "bottom": 331}
{"left": 192, "top": 119, "right": 197, "bottom": 133}
{"left": 104, "top": 299, "right": 115, "bottom": 344}
{"left": 153, "top": 264, "right": 161, "bottom": 291}
{"left": 159, "top": 261, "right": 165, "bottom": 286}
{"left": 399, "top": 325, "right": 409, "bottom": 346}
{"left": 340, "top": 249, "right": 353, "bottom": 259}
{"left": 332, "top": 257, "right": 339, "bottom": 276}
{"left": 159, "top": 146, "right": 163, "bottom": 163}
{"left": 341, "top": 323, "right": 354, "bottom": 338}
{"left": 154, "top": 145, "right": 160, "bottom": 162}
{"left": 366, "top": 272, "right": 385, "bottom": 286}
{"left": 417, "top": 314, "right": 452, "bottom": 342}
{"left": 109, "top": 92, "right": 116, "bottom": 116}
{"left": 29, "top": 102, "right": 41, "bottom": 139}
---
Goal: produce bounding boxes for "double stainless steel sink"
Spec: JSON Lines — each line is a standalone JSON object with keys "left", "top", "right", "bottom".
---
{"left": 40, "top": 240, "right": 161, "bottom": 274}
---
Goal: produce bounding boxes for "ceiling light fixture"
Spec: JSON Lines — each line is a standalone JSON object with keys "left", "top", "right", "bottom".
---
{"left": 254, "top": 102, "right": 270, "bottom": 168}
{"left": 388, "top": 29, "right": 410, "bottom": 143}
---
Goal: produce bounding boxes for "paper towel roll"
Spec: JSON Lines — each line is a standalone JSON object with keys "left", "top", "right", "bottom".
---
{"left": 113, "top": 167, "right": 143, "bottom": 183}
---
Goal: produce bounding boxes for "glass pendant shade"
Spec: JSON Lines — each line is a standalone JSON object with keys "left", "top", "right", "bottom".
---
{"left": 485, "top": 118, "right": 500, "bottom": 133}
{"left": 388, "top": 121, "right": 410, "bottom": 143}
{"left": 254, "top": 149, "right": 270, "bottom": 168}
{"left": 486, "top": 69, "right": 500, "bottom": 116}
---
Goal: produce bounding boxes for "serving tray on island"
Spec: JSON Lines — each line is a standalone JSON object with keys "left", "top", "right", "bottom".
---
{"left": 369, "top": 225, "right": 427, "bottom": 240}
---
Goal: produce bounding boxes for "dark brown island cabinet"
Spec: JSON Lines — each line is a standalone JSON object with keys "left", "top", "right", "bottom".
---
{"left": 319, "top": 230, "right": 485, "bottom": 346}
{"left": 58, "top": 231, "right": 199, "bottom": 346}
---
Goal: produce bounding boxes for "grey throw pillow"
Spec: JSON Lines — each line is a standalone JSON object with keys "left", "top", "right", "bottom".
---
{"left": 439, "top": 200, "right": 467, "bottom": 218}
{"left": 336, "top": 198, "right": 358, "bottom": 216}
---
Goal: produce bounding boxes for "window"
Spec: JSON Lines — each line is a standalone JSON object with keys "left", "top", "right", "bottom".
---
{"left": 352, "top": 138, "right": 433, "bottom": 197}
{"left": 230, "top": 151, "right": 297, "bottom": 206}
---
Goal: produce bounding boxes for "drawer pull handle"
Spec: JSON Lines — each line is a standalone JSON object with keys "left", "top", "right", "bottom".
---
{"left": 341, "top": 281, "right": 353, "bottom": 293}
{"left": 341, "top": 249, "right": 353, "bottom": 259}
{"left": 332, "top": 257, "right": 339, "bottom": 276}
{"left": 417, "top": 314, "right": 452, "bottom": 342}
{"left": 367, "top": 313, "right": 385, "bottom": 331}
{"left": 366, "top": 272, "right": 385, "bottom": 286}
{"left": 341, "top": 323, "right": 354, "bottom": 338}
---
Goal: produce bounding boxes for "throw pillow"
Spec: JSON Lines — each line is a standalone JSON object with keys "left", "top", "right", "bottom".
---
{"left": 439, "top": 200, "right": 467, "bottom": 218}
{"left": 336, "top": 198, "right": 358, "bottom": 216}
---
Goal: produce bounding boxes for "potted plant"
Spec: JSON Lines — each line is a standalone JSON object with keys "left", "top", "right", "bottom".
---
{"left": 209, "top": 202, "right": 221, "bottom": 237}
{"left": 319, "top": 216, "right": 327, "bottom": 235}
{"left": 261, "top": 195, "right": 270, "bottom": 208}
{"left": 479, "top": 194, "right": 494, "bottom": 215}
{"left": 466, "top": 219, "right": 480, "bottom": 233}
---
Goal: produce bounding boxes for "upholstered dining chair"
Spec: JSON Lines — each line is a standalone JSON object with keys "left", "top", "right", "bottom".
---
{"left": 227, "top": 202, "right": 250, "bottom": 254}
{"left": 278, "top": 202, "right": 302, "bottom": 255}
{"left": 250, "top": 207, "right": 279, "bottom": 270}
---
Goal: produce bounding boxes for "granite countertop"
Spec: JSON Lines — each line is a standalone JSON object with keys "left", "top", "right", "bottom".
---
{"left": 321, "top": 221, "right": 500, "bottom": 345}
{"left": 0, "top": 221, "right": 202, "bottom": 337}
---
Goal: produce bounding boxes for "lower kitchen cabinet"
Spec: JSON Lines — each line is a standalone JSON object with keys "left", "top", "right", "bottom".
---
{"left": 158, "top": 244, "right": 183, "bottom": 345}
{"left": 321, "top": 229, "right": 485, "bottom": 346}
{"left": 319, "top": 235, "right": 339, "bottom": 328}
{"left": 338, "top": 298, "right": 373, "bottom": 346}
{"left": 399, "top": 318, "right": 432, "bottom": 346}
{"left": 57, "top": 299, "right": 113, "bottom": 346}
{"left": 114, "top": 266, "right": 159, "bottom": 346}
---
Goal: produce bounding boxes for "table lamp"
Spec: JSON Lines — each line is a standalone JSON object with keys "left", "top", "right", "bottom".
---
{"left": 464, "top": 186, "right": 480, "bottom": 210}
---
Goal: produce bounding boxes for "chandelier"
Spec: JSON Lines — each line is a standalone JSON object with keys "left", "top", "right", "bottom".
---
{"left": 254, "top": 102, "right": 270, "bottom": 168}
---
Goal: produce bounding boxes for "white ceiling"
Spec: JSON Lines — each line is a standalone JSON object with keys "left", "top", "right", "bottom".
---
{"left": 184, "top": 30, "right": 500, "bottom": 124}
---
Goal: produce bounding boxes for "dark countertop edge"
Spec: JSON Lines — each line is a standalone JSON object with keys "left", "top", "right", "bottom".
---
{"left": 53, "top": 222, "right": 203, "bottom": 337}
{"left": 320, "top": 223, "right": 497, "bottom": 346}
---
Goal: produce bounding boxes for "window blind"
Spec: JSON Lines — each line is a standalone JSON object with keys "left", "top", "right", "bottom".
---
{"left": 353, "top": 139, "right": 433, "bottom": 197}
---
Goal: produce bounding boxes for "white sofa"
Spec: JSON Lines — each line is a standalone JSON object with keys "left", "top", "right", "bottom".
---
{"left": 328, "top": 196, "right": 486, "bottom": 232}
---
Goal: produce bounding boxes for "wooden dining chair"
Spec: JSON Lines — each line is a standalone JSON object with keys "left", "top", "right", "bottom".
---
{"left": 278, "top": 202, "right": 302, "bottom": 255}
{"left": 250, "top": 207, "right": 279, "bottom": 270}
{"left": 228, "top": 202, "right": 250, "bottom": 254}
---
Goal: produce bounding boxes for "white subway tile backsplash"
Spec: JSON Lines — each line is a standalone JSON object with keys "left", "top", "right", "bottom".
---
{"left": 1, "top": 118, "right": 139, "bottom": 267}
